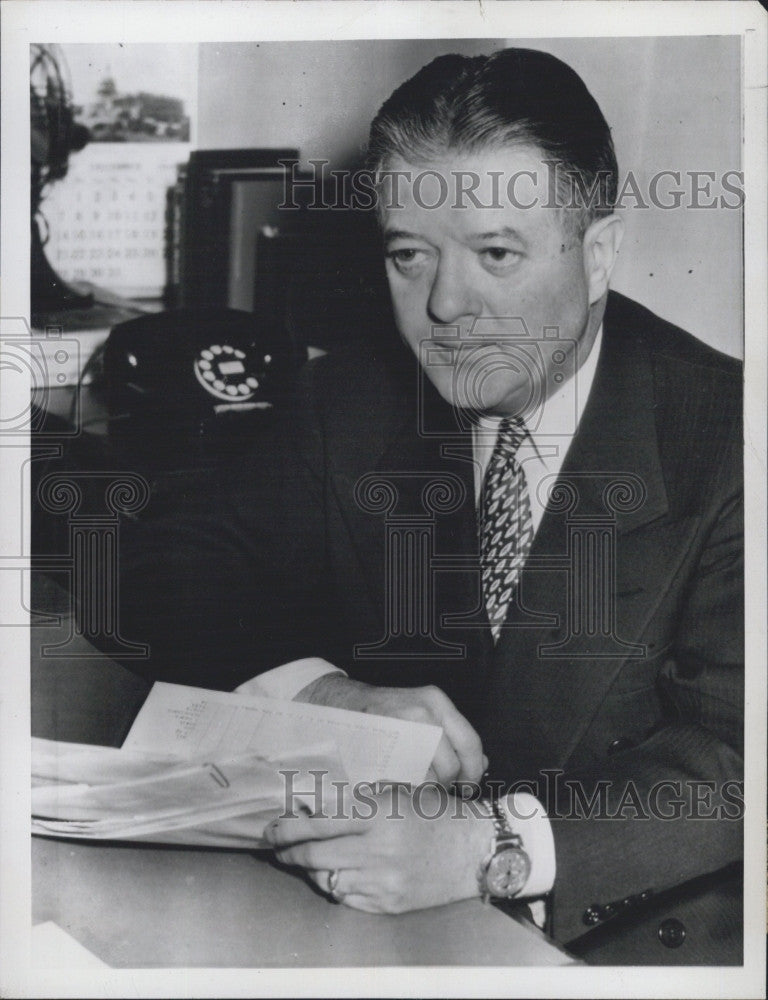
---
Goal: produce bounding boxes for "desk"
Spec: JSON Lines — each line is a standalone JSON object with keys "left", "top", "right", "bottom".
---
{"left": 32, "top": 838, "right": 572, "bottom": 968}
{"left": 30, "top": 575, "right": 575, "bottom": 968}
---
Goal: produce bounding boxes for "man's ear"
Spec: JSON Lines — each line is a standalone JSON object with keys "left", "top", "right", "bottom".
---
{"left": 583, "top": 214, "right": 624, "bottom": 305}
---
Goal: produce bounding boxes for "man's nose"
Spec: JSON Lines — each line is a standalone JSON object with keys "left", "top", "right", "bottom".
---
{"left": 427, "top": 260, "right": 481, "bottom": 325}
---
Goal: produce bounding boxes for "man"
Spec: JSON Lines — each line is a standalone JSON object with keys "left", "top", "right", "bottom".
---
{"left": 118, "top": 48, "right": 743, "bottom": 964}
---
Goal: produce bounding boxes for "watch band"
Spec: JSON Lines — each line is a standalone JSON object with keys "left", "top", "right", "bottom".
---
{"left": 477, "top": 796, "right": 531, "bottom": 903}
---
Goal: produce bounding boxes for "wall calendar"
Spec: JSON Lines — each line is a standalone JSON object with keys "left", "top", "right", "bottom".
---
{"left": 42, "top": 143, "right": 190, "bottom": 301}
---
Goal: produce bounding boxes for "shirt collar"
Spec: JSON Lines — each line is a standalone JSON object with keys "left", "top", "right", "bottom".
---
{"left": 474, "top": 323, "right": 603, "bottom": 452}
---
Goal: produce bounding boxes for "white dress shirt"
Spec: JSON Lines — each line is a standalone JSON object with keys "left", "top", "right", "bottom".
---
{"left": 471, "top": 323, "right": 603, "bottom": 524}
{"left": 237, "top": 326, "right": 605, "bottom": 904}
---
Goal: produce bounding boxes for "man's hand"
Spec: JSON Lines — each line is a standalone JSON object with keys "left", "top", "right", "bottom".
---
{"left": 296, "top": 674, "right": 487, "bottom": 788}
{"left": 263, "top": 784, "right": 493, "bottom": 914}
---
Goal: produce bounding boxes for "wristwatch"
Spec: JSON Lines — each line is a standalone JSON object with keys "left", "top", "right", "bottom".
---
{"left": 477, "top": 797, "right": 531, "bottom": 903}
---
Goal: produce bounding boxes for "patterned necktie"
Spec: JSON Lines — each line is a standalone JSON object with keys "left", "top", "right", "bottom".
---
{"left": 479, "top": 416, "right": 534, "bottom": 642}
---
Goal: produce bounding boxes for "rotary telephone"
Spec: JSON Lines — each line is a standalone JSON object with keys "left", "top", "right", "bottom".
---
{"left": 97, "top": 307, "right": 301, "bottom": 467}
{"left": 102, "top": 307, "right": 298, "bottom": 414}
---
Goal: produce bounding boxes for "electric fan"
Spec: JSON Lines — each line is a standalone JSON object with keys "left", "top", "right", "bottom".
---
{"left": 30, "top": 43, "right": 92, "bottom": 313}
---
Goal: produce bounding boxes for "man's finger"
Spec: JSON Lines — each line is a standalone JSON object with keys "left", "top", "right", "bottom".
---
{"left": 429, "top": 733, "right": 461, "bottom": 786}
{"left": 264, "top": 813, "right": 366, "bottom": 848}
{"left": 336, "top": 893, "right": 379, "bottom": 913}
{"left": 274, "top": 838, "right": 363, "bottom": 871}
{"left": 306, "top": 874, "right": 384, "bottom": 913}
{"left": 424, "top": 689, "right": 485, "bottom": 783}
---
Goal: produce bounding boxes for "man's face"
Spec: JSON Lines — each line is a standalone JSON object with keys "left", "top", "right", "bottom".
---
{"left": 381, "top": 146, "right": 598, "bottom": 418}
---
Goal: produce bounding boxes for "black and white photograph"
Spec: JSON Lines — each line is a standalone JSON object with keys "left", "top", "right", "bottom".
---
{"left": 0, "top": 2, "right": 765, "bottom": 997}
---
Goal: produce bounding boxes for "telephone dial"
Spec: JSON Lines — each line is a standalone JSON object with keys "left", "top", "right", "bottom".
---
{"left": 192, "top": 341, "right": 266, "bottom": 403}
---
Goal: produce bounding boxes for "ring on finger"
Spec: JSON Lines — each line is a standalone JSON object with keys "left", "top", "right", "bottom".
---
{"left": 326, "top": 868, "right": 345, "bottom": 903}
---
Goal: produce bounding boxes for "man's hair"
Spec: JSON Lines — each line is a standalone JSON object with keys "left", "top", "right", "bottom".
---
{"left": 367, "top": 47, "right": 618, "bottom": 236}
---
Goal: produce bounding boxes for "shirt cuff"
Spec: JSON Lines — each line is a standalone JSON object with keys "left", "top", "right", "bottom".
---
{"left": 501, "top": 792, "right": 556, "bottom": 898}
{"left": 234, "top": 658, "right": 347, "bottom": 701}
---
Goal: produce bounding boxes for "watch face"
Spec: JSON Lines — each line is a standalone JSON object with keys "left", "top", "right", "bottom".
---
{"left": 487, "top": 847, "right": 531, "bottom": 898}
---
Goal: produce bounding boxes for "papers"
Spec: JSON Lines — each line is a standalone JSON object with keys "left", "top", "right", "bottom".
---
{"left": 32, "top": 681, "right": 443, "bottom": 848}
{"left": 31, "top": 921, "right": 110, "bottom": 969}
{"left": 123, "top": 681, "right": 442, "bottom": 787}
{"left": 32, "top": 738, "right": 342, "bottom": 847}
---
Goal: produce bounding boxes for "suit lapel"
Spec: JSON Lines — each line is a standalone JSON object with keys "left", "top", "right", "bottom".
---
{"left": 482, "top": 298, "right": 672, "bottom": 777}
{"left": 331, "top": 296, "right": 675, "bottom": 770}
{"left": 544, "top": 301, "right": 669, "bottom": 536}
{"left": 330, "top": 373, "right": 491, "bottom": 707}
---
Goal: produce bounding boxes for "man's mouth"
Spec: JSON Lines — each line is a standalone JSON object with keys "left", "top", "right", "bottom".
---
{"left": 428, "top": 339, "right": 514, "bottom": 352}
{"left": 430, "top": 339, "right": 460, "bottom": 350}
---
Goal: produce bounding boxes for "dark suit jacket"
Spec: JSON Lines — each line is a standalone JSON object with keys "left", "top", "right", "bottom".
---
{"left": 118, "top": 291, "right": 743, "bottom": 965}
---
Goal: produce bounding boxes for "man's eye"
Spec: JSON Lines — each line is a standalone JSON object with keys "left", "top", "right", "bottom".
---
{"left": 480, "top": 247, "right": 522, "bottom": 270}
{"left": 386, "top": 248, "right": 428, "bottom": 274}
